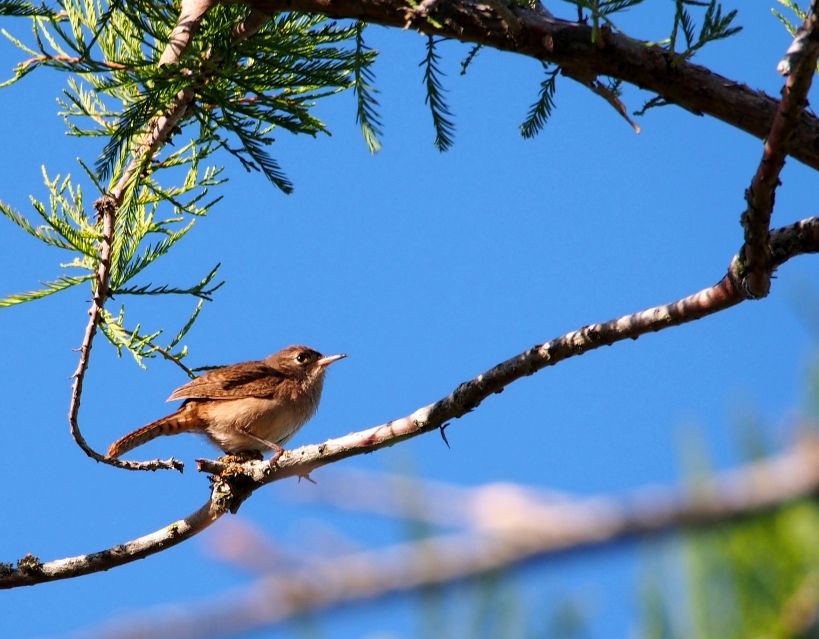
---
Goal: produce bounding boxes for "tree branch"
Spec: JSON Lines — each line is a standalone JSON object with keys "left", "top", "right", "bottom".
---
{"left": 1, "top": 498, "right": 221, "bottom": 589}
{"left": 0, "top": 465, "right": 260, "bottom": 588}
{"left": 74, "top": 437, "right": 819, "bottom": 638}
{"left": 199, "top": 216, "right": 819, "bottom": 489}
{"left": 740, "top": 0, "right": 819, "bottom": 298}
{"left": 66, "top": 108, "right": 195, "bottom": 471}
{"left": 158, "top": 0, "right": 219, "bottom": 66}
{"left": 5, "top": 216, "right": 814, "bottom": 588}
{"left": 68, "top": 196, "right": 184, "bottom": 472}
{"left": 247, "top": 0, "right": 819, "bottom": 172}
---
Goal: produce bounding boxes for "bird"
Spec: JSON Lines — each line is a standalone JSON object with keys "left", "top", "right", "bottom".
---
{"left": 106, "top": 345, "right": 346, "bottom": 461}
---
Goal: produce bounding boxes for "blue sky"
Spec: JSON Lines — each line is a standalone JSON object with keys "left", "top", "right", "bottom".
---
{"left": 1, "top": 2, "right": 817, "bottom": 637}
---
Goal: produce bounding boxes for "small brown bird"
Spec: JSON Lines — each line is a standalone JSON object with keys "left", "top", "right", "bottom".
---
{"left": 107, "top": 345, "right": 346, "bottom": 461}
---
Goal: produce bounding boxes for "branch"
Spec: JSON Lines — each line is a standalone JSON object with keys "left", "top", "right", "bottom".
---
{"left": 158, "top": 0, "right": 219, "bottom": 66}
{"left": 68, "top": 197, "right": 184, "bottom": 472}
{"left": 202, "top": 275, "right": 742, "bottom": 480}
{"left": 1, "top": 498, "right": 221, "bottom": 589}
{"left": 74, "top": 438, "right": 819, "bottom": 638}
{"left": 12, "top": 216, "right": 816, "bottom": 589}
{"left": 249, "top": 0, "right": 819, "bottom": 172}
{"left": 740, "top": 0, "right": 819, "bottom": 298}
{"left": 199, "top": 216, "right": 819, "bottom": 488}
{"left": 18, "top": 53, "right": 129, "bottom": 71}
{"left": 0, "top": 464, "right": 261, "bottom": 589}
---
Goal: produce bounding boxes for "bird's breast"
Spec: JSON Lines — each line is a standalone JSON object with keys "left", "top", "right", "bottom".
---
{"left": 201, "top": 392, "right": 319, "bottom": 452}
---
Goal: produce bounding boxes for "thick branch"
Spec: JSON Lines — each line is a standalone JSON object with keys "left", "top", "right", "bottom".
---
{"left": 13, "top": 216, "right": 817, "bottom": 589}
{"left": 740, "top": 1, "right": 819, "bottom": 298}
{"left": 201, "top": 276, "right": 742, "bottom": 480}
{"left": 249, "top": 0, "right": 819, "bottom": 172}
{"left": 158, "top": 0, "right": 219, "bottom": 66}
{"left": 201, "top": 216, "right": 819, "bottom": 488}
{"left": 79, "top": 439, "right": 819, "bottom": 638}
{"left": 0, "top": 456, "right": 267, "bottom": 588}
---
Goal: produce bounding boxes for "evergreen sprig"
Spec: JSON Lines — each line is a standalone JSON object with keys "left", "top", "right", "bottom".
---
{"left": 520, "top": 64, "right": 560, "bottom": 139}
{"left": 460, "top": 44, "right": 482, "bottom": 76}
{"left": 99, "top": 298, "right": 203, "bottom": 371}
{"left": 209, "top": 111, "right": 294, "bottom": 193}
{"left": 0, "top": 274, "right": 94, "bottom": 308}
{"left": 564, "top": 0, "right": 646, "bottom": 42}
{"left": 669, "top": 0, "right": 740, "bottom": 59}
{"left": 0, "top": 0, "right": 58, "bottom": 17}
{"left": 0, "top": 147, "right": 221, "bottom": 364}
{"left": 421, "top": 35, "right": 455, "bottom": 152}
{"left": 633, "top": 0, "right": 740, "bottom": 116}
{"left": 352, "top": 21, "right": 382, "bottom": 154}
{"left": 122, "top": 299, "right": 198, "bottom": 371}
{"left": 1, "top": 0, "right": 378, "bottom": 365}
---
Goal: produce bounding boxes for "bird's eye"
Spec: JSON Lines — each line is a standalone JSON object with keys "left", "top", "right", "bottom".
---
{"left": 296, "top": 351, "right": 309, "bottom": 364}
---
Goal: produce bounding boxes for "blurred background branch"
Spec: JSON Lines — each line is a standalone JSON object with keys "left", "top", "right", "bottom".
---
{"left": 75, "top": 433, "right": 819, "bottom": 639}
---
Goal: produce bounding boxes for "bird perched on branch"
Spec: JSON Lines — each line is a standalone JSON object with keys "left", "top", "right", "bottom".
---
{"left": 107, "top": 345, "right": 346, "bottom": 462}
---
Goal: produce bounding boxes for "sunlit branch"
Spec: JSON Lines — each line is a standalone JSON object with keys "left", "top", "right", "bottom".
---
{"left": 0, "top": 498, "right": 223, "bottom": 589}
{"left": 199, "top": 216, "right": 819, "bottom": 489}
{"left": 158, "top": 0, "right": 219, "bottom": 66}
{"left": 19, "top": 53, "right": 129, "bottom": 71}
{"left": 8, "top": 215, "right": 816, "bottom": 589}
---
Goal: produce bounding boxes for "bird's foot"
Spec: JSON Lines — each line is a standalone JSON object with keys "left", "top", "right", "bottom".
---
{"left": 219, "top": 450, "right": 263, "bottom": 464}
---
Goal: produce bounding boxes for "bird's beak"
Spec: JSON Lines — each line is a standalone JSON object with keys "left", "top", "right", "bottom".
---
{"left": 317, "top": 353, "right": 347, "bottom": 367}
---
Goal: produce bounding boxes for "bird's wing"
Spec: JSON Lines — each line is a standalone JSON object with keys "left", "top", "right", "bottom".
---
{"left": 167, "top": 360, "right": 286, "bottom": 401}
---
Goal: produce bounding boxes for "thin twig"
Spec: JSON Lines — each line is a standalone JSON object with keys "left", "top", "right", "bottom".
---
{"left": 739, "top": 0, "right": 819, "bottom": 298}
{"left": 68, "top": 198, "right": 184, "bottom": 472}
{"left": 66, "top": 7, "right": 271, "bottom": 471}
{"left": 0, "top": 496, "right": 224, "bottom": 589}
{"left": 117, "top": 325, "right": 197, "bottom": 378}
{"left": 20, "top": 54, "right": 129, "bottom": 71}
{"left": 67, "top": 110, "right": 193, "bottom": 471}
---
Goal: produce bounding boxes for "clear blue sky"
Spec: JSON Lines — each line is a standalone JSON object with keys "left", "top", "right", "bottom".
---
{"left": 1, "top": 3, "right": 817, "bottom": 637}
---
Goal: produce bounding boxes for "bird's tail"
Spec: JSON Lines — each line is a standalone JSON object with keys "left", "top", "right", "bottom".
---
{"left": 107, "top": 403, "right": 203, "bottom": 458}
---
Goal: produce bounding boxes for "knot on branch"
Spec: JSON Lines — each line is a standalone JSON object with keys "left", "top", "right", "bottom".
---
{"left": 451, "top": 380, "right": 481, "bottom": 414}
{"left": 93, "top": 194, "right": 117, "bottom": 225}
{"left": 199, "top": 453, "right": 274, "bottom": 514}
{"left": 208, "top": 468, "right": 256, "bottom": 515}
{"left": 16, "top": 553, "right": 43, "bottom": 576}
{"left": 735, "top": 245, "right": 772, "bottom": 301}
